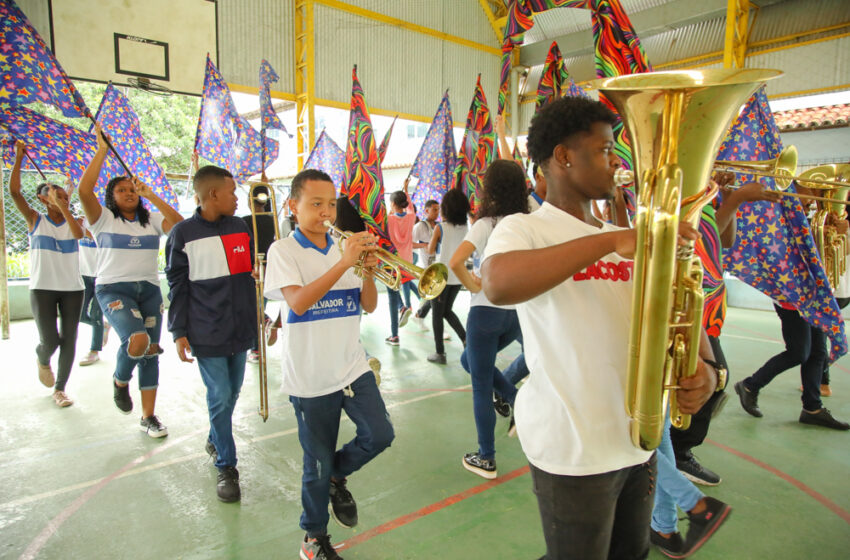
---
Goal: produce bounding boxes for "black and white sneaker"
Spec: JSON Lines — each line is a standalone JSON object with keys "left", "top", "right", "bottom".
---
{"left": 300, "top": 533, "right": 343, "bottom": 560}
{"left": 113, "top": 380, "right": 133, "bottom": 414}
{"left": 462, "top": 452, "right": 497, "bottom": 480}
{"left": 493, "top": 394, "right": 511, "bottom": 418}
{"left": 205, "top": 439, "right": 217, "bottom": 459}
{"left": 329, "top": 478, "right": 358, "bottom": 528}
{"left": 676, "top": 453, "right": 720, "bottom": 486}
{"left": 139, "top": 415, "right": 168, "bottom": 438}
{"left": 217, "top": 466, "right": 241, "bottom": 503}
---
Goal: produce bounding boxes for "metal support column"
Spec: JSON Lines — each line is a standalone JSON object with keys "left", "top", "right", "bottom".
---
{"left": 723, "top": 0, "right": 753, "bottom": 69}
{"left": 0, "top": 164, "right": 9, "bottom": 339}
{"left": 295, "top": 0, "right": 316, "bottom": 170}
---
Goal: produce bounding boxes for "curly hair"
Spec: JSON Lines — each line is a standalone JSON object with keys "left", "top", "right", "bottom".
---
{"left": 105, "top": 176, "right": 150, "bottom": 227}
{"left": 476, "top": 159, "right": 529, "bottom": 219}
{"left": 389, "top": 190, "right": 409, "bottom": 210}
{"left": 440, "top": 188, "right": 470, "bottom": 226}
{"left": 526, "top": 96, "right": 617, "bottom": 167}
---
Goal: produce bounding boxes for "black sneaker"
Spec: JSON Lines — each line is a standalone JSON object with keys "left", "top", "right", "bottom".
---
{"left": 426, "top": 352, "right": 446, "bottom": 364}
{"left": 216, "top": 466, "right": 241, "bottom": 503}
{"left": 734, "top": 381, "right": 762, "bottom": 418}
{"left": 139, "top": 415, "right": 168, "bottom": 438}
{"left": 676, "top": 453, "right": 721, "bottom": 486}
{"left": 799, "top": 408, "right": 850, "bottom": 430}
{"left": 113, "top": 381, "right": 133, "bottom": 414}
{"left": 205, "top": 440, "right": 217, "bottom": 459}
{"left": 329, "top": 478, "right": 358, "bottom": 528}
{"left": 650, "top": 529, "right": 685, "bottom": 558}
{"left": 682, "top": 497, "right": 731, "bottom": 556}
{"left": 300, "top": 533, "right": 343, "bottom": 560}
{"left": 493, "top": 394, "right": 511, "bottom": 417}
{"left": 462, "top": 452, "right": 497, "bottom": 479}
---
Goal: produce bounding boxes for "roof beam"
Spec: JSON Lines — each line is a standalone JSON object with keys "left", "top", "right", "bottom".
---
{"left": 477, "top": 0, "right": 504, "bottom": 43}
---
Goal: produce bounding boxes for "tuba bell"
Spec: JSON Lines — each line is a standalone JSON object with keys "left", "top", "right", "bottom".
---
{"left": 593, "top": 68, "right": 782, "bottom": 450}
{"left": 802, "top": 164, "right": 850, "bottom": 289}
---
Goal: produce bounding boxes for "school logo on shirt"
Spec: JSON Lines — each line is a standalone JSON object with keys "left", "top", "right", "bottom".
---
{"left": 129, "top": 237, "right": 142, "bottom": 248}
{"left": 573, "top": 260, "right": 634, "bottom": 282}
{"left": 288, "top": 288, "right": 361, "bottom": 324}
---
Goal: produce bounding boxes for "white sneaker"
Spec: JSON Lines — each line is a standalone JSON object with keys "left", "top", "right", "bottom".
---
{"left": 412, "top": 315, "right": 428, "bottom": 331}
{"left": 140, "top": 415, "right": 168, "bottom": 438}
{"left": 443, "top": 333, "right": 451, "bottom": 341}
{"left": 399, "top": 307, "right": 412, "bottom": 328}
{"left": 79, "top": 351, "right": 100, "bottom": 366}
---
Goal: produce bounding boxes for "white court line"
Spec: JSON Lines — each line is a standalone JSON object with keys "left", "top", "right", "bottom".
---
{"left": 2, "top": 385, "right": 470, "bottom": 512}
{"left": 722, "top": 333, "right": 783, "bottom": 345}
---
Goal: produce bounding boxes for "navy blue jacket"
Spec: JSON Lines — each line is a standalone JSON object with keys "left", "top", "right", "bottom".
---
{"left": 165, "top": 210, "right": 258, "bottom": 358}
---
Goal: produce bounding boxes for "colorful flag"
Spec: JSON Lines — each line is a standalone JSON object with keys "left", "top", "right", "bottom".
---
{"left": 342, "top": 65, "right": 392, "bottom": 251}
{"left": 455, "top": 75, "right": 497, "bottom": 212}
{"left": 0, "top": 105, "right": 124, "bottom": 198}
{"left": 719, "top": 87, "right": 847, "bottom": 360}
{"left": 259, "top": 59, "right": 290, "bottom": 169}
{"left": 410, "top": 91, "right": 457, "bottom": 219}
{"left": 0, "top": 0, "right": 90, "bottom": 118}
{"left": 535, "top": 41, "right": 587, "bottom": 112}
{"left": 195, "top": 55, "right": 277, "bottom": 182}
{"left": 377, "top": 115, "right": 397, "bottom": 165}
{"left": 303, "top": 129, "right": 346, "bottom": 194}
{"left": 89, "top": 84, "right": 176, "bottom": 207}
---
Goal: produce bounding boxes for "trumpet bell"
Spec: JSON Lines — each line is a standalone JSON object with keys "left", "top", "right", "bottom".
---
{"left": 715, "top": 145, "right": 798, "bottom": 190}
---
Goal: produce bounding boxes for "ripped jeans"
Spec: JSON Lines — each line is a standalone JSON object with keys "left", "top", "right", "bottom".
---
{"left": 95, "top": 281, "right": 163, "bottom": 390}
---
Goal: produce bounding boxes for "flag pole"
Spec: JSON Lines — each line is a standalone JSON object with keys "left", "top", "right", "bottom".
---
{"left": 0, "top": 125, "right": 46, "bottom": 179}
{"left": 90, "top": 116, "right": 133, "bottom": 177}
{"left": 0, "top": 162, "right": 10, "bottom": 339}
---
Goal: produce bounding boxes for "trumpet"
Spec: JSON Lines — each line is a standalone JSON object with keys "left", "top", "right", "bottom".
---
{"left": 250, "top": 183, "right": 280, "bottom": 422}
{"left": 323, "top": 220, "right": 448, "bottom": 299}
{"left": 715, "top": 145, "right": 798, "bottom": 190}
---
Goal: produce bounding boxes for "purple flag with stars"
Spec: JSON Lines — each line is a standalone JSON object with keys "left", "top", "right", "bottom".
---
{"left": 195, "top": 55, "right": 277, "bottom": 182}
{"left": 409, "top": 91, "right": 457, "bottom": 219}
{"left": 0, "top": 0, "right": 90, "bottom": 118}
{"left": 259, "top": 59, "right": 290, "bottom": 169}
{"left": 0, "top": 105, "right": 124, "bottom": 196}
{"left": 719, "top": 87, "right": 847, "bottom": 360}
{"left": 89, "top": 84, "right": 176, "bottom": 206}
{"left": 303, "top": 129, "right": 345, "bottom": 194}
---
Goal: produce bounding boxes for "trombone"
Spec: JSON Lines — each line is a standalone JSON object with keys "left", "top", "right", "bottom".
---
{"left": 250, "top": 183, "right": 280, "bottom": 422}
{"left": 323, "top": 220, "right": 448, "bottom": 299}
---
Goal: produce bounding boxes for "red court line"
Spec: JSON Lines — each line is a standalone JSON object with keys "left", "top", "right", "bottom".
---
{"left": 335, "top": 465, "right": 530, "bottom": 552}
{"left": 706, "top": 439, "right": 850, "bottom": 525}
{"left": 381, "top": 388, "right": 472, "bottom": 393}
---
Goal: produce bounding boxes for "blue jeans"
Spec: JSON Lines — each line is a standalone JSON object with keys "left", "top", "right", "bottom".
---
{"left": 503, "top": 353, "right": 529, "bottom": 385}
{"left": 460, "top": 306, "right": 523, "bottom": 460}
{"left": 651, "top": 416, "right": 703, "bottom": 534}
{"left": 387, "top": 283, "right": 416, "bottom": 337}
{"left": 96, "top": 281, "right": 163, "bottom": 390}
{"left": 290, "top": 371, "right": 394, "bottom": 536}
{"left": 80, "top": 276, "right": 104, "bottom": 352}
{"left": 197, "top": 353, "right": 246, "bottom": 468}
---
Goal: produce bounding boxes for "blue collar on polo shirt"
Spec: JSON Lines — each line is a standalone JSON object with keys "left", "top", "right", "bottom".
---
{"left": 531, "top": 191, "right": 544, "bottom": 205}
{"left": 394, "top": 212, "right": 405, "bottom": 217}
{"left": 293, "top": 226, "right": 333, "bottom": 255}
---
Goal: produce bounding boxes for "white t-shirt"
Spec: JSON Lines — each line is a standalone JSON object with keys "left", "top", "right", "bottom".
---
{"left": 528, "top": 191, "right": 544, "bottom": 213}
{"left": 88, "top": 210, "right": 165, "bottom": 286}
{"left": 78, "top": 219, "right": 98, "bottom": 278}
{"left": 28, "top": 214, "right": 84, "bottom": 291}
{"left": 263, "top": 229, "right": 370, "bottom": 398}
{"left": 835, "top": 254, "right": 850, "bottom": 298}
{"left": 484, "top": 202, "right": 651, "bottom": 476}
{"left": 437, "top": 222, "right": 468, "bottom": 285}
{"left": 465, "top": 217, "right": 514, "bottom": 310}
{"left": 412, "top": 220, "right": 435, "bottom": 266}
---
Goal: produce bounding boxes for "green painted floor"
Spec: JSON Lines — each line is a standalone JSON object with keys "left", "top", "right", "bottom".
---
{"left": 1, "top": 295, "right": 849, "bottom": 559}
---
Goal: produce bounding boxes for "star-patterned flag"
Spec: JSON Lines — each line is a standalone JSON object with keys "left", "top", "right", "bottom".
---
{"left": 410, "top": 91, "right": 457, "bottom": 219}
{"left": 0, "top": 104, "right": 124, "bottom": 196}
{"left": 342, "top": 65, "right": 393, "bottom": 252}
{"left": 456, "top": 75, "right": 497, "bottom": 213}
{"left": 303, "top": 128, "right": 346, "bottom": 194}
{"left": 259, "top": 59, "right": 289, "bottom": 169}
{"left": 195, "top": 55, "right": 277, "bottom": 182}
{"left": 89, "top": 84, "right": 176, "bottom": 206}
{"left": 718, "top": 86, "right": 847, "bottom": 360}
{"left": 0, "top": 0, "right": 90, "bottom": 118}
{"left": 377, "top": 115, "right": 396, "bottom": 165}
{"left": 535, "top": 41, "right": 587, "bottom": 112}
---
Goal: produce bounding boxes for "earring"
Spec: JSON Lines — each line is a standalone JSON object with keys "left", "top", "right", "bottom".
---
{"left": 565, "top": 162, "right": 571, "bottom": 168}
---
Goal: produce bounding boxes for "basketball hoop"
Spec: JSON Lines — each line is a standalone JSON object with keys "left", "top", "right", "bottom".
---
{"left": 127, "top": 76, "right": 174, "bottom": 96}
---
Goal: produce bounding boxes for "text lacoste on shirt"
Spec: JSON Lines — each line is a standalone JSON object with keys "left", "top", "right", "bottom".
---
{"left": 573, "top": 260, "right": 634, "bottom": 282}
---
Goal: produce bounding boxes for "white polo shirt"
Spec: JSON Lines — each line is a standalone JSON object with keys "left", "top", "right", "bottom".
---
{"left": 28, "top": 214, "right": 84, "bottom": 291}
{"left": 264, "top": 228, "right": 370, "bottom": 398}
{"left": 464, "top": 217, "right": 513, "bottom": 310}
{"left": 484, "top": 202, "right": 651, "bottom": 476}
{"left": 78, "top": 219, "right": 98, "bottom": 278}
{"left": 412, "top": 219, "right": 435, "bottom": 266}
{"left": 88, "top": 210, "right": 165, "bottom": 286}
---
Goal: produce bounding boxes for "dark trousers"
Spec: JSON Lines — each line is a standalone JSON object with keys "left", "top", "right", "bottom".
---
{"left": 290, "top": 372, "right": 394, "bottom": 536}
{"left": 431, "top": 284, "right": 465, "bottom": 354}
{"left": 530, "top": 455, "right": 656, "bottom": 560}
{"left": 822, "top": 296, "right": 850, "bottom": 385}
{"left": 79, "top": 275, "right": 104, "bottom": 352}
{"left": 30, "top": 289, "right": 84, "bottom": 392}
{"left": 743, "top": 304, "right": 826, "bottom": 412}
{"left": 670, "top": 335, "right": 726, "bottom": 461}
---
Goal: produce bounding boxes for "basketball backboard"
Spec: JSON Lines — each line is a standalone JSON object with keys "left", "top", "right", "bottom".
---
{"left": 43, "top": 0, "right": 216, "bottom": 96}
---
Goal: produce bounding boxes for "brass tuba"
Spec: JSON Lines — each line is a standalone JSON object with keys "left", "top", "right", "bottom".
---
{"left": 802, "top": 164, "right": 850, "bottom": 289}
{"left": 593, "top": 68, "right": 782, "bottom": 450}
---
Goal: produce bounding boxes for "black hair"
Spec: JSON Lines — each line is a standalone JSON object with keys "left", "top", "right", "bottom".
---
{"left": 531, "top": 162, "right": 539, "bottom": 178}
{"left": 193, "top": 165, "right": 233, "bottom": 188}
{"left": 36, "top": 182, "right": 60, "bottom": 197}
{"left": 390, "top": 190, "right": 409, "bottom": 210}
{"left": 476, "top": 160, "right": 529, "bottom": 219}
{"left": 335, "top": 195, "right": 365, "bottom": 233}
{"left": 250, "top": 184, "right": 272, "bottom": 212}
{"left": 440, "top": 188, "right": 470, "bottom": 226}
{"left": 424, "top": 199, "right": 439, "bottom": 209}
{"left": 291, "top": 169, "right": 334, "bottom": 200}
{"left": 105, "top": 176, "right": 150, "bottom": 226}
{"left": 526, "top": 96, "right": 617, "bottom": 166}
